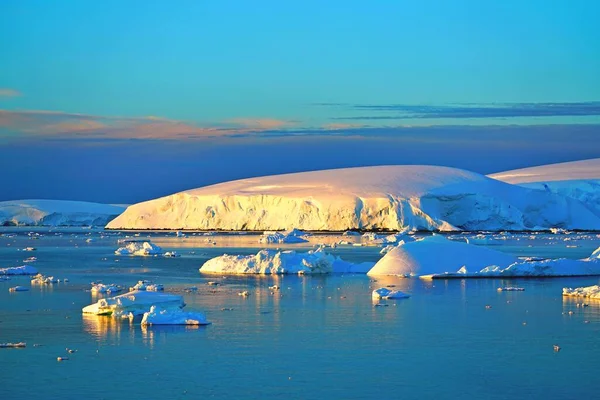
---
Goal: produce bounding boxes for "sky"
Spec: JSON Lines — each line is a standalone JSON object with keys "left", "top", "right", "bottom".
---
{"left": 1, "top": 0, "right": 599, "bottom": 203}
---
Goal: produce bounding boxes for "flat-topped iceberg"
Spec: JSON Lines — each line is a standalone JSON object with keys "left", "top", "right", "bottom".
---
{"left": 563, "top": 285, "right": 600, "bottom": 299}
{"left": 141, "top": 305, "right": 210, "bottom": 326}
{"left": 82, "top": 290, "right": 184, "bottom": 316}
{"left": 115, "top": 241, "right": 163, "bottom": 256}
{"left": 0, "top": 265, "right": 38, "bottom": 275}
{"left": 106, "top": 165, "right": 600, "bottom": 231}
{"left": 372, "top": 287, "right": 410, "bottom": 299}
{"left": 368, "top": 235, "right": 518, "bottom": 276}
{"left": 0, "top": 199, "right": 125, "bottom": 226}
{"left": 259, "top": 229, "right": 309, "bottom": 244}
{"left": 200, "top": 248, "right": 374, "bottom": 274}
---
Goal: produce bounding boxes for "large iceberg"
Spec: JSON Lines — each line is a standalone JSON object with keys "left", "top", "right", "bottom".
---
{"left": 368, "top": 236, "right": 600, "bottom": 278}
{"left": 106, "top": 165, "right": 600, "bottom": 232}
{"left": 490, "top": 158, "right": 600, "bottom": 217}
{"left": 367, "top": 236, "right": 518, "bottom": 276}
{"left": 82, "top": 290, "right": 184, "bottom": 316}
{"left": 141, "top": 305, "right": 210, "bottom": 326}
{"left": 200, "top": 248, "right": 374, "bottom": 274}
{"left": 563, "top": 285, "right": 600, "bottom": 299}
{"left": 0, "top": 199, "right": 125, "bottom": 226}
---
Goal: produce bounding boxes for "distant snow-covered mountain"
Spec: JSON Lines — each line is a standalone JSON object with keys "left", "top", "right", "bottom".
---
{"left": 0, "top": 199, "right": 126, "bottom": 227}
{"left": 106, "top": 165, "right": 600, "bottom": 231}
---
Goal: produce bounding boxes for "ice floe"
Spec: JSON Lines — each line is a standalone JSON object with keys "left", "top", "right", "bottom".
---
{"left": 129, "top": 280, "right": 164, "bottom": 291}
{"left": 372, "top": 287, "right": 410, "bottom": 299}
{"left": 82, "top": 290, "right": 185, "bottom": 316}
{"left": 141, "top": 305, "right": 210, "bottom": 326}
{"left": 0, "top": 265, "right": 38, "bottom": 275}
{"left": 259, "top": 229, "right": 309, "bottom": 244}
{"left": 0, "top": 342, "right": 26, "bottom": 348}
{"left": 31, "top": 274, "right": 59, "bottom": 284}
{"left": 562, "top": 285, "right": 600, "bottom": 299}
{"left": 91, "top": 283, "right": 123, "bottom": 294}
{"left": 114, "top": 240, "right": 163, "bottom": 256}
{"left": 9, "top": 286, "right": 29, "bottom": 292}
{"left": 200, "top": 248, "right": 374, "bottom": 275}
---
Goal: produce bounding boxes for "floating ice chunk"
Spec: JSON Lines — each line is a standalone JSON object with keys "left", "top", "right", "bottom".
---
{"left": 141, "top": 305, "right": 210, "bottom": 326}
{"left": 0, "top": 265, "right": 38, "bottom": 275}
{"left": 9, "top": 286, "right": 29, "bottom": 292}
{"left": 0, "top": 342, "right": 26, "bottom": 348}
{"left": 563, "top": 285, "right": 600, "bottom": 299}
{"left": 163, "top": 251, "right": 180, "bottom": 258}
{"left": 22, "top": 247, "right": 36, "bottom": 251}
{"left": 129, "top": 280, "right": 164, "bottom": 291}
{"left": 238, "top": 291, "right": 250, "bottom": 297}
{"left": 82, "top": 290, "right": 184, "bottom": 316}
{"left": 372, "top": 287, "right": 410, "bottom": 299}
{"left": 23, "top": 257, "right": 37, "bottom": 263}
{"left": 200, "top": 248, "right": 373, "bottom": 274}
{"left": 91, "top": 283, "right": 122, "bottom": 294}
{"left": 31, "top": 274, "right": 59, "bottom": 284}
{"left": 114, "top": 241, "right": 163, "bottom": 256}
{"left": 259, "top": 229, "right": 309, "bottom": 244}
{"left": 497, "top": 287, "right": 525, "bottom": 292}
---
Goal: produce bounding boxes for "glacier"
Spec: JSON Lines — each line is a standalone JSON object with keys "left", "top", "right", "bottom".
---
{"left": 490, "top": 158, "right": 600, "bottom": 217}
{"left": 0, "top": 199, "right": 125, "bottom": 227}
{"left": 106, "top": 165, "right": 600, "bottom": 232}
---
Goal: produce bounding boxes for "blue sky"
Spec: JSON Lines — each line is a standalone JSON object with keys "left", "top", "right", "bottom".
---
{"left": 1, "top": 0, "right": 599, "bottom": 202}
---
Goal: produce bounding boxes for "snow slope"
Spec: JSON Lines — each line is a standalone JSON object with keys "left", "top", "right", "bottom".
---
{"left": 106, "top": 165, "right": 600, "bottom": 231}
{"left": 490, "top": 158, "right": 600, "bottom": 217}
{"left": 0, "top": 199, "right": 125, "bottom": 226}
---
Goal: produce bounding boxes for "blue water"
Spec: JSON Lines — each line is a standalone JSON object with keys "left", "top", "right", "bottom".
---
{"left": 1, "top": 229, "right": 600, "bottom": 399}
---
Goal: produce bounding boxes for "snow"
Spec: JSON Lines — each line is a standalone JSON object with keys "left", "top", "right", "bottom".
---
{"left": 200, "top": 248, "right": 374, "bottom": 275}
{"left": 141, "top": 305, "right": 210, "bottom": 326}
{"left": 562, "top": 285, "right": 600, "bottom": 299}
{"left": 259, "top": 229, "right": 309, "bottom": 244}
{"left": 490, "top": 158, "right": 600, "bottom": 217}
{"left": 0, "top": 199, "right": 125, "bottom": 226}
{"left": 372, "top": 287, "right": 410, "bottom": 299}
{"left": 82, "top": 290, "right": 184, "bottom": 316}
{"left": 115, "top": 241, "right": 163, "bottom": 256}
{"left": 0, "top": 265, "right": 38, "bottom": 275}
{"left": 106, "top": 165, "right": 600, "bottom": 231}
{"left": 367, "top": 235, "right": 518, "bottom": 276}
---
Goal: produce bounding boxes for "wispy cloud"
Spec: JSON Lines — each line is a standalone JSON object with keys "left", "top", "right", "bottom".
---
{"left": 0, "top": 88, "right": 21, "bottom": 98}
{"left": 318, "top": 101, "right": 600, "bottom": 120}
{"left": 0, "top": 110, "right": 294, "bottom": 140}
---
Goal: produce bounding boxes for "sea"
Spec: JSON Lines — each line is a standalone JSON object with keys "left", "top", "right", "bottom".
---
{"left": 1, "top": 228, "right": 600, "bottom": 400}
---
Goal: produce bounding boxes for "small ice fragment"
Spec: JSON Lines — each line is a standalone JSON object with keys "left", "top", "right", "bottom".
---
{"left": 238, "top": 291, "right": 250, "bottom": 297}
{"left": 372, "top": 287, "right": 410, "bottom": 300}
{"left": 9, "top": 286, "right": 29, "bottom": 292}
{"left": 0, "top": 342, "right": 26, "bottom": 348}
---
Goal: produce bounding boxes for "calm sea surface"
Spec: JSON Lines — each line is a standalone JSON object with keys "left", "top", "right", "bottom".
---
{"left": 1, "top": 228, "right": 600, "bottom": 400}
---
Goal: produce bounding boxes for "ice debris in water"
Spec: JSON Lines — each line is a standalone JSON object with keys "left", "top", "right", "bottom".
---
{"left": 200, "top": 248, "right": 373, "bottom": 275}
{"left": 562, "top": 285, "right": 600, "bottom": 299}
{"left": 497, "top": 287, "right": 525, "bottom": 292}
{"left": 372, "top": 287, "right": 410, "bottom": 300}
{"left": 9, "top": 286, "right": 29, "bottom": 292}
{"left": 0, "top": 342, "right": 26, "bottom": 348}
{"left": 91, "top": 283, "right": 123, "bottom": 294}
{"left": 141, "top": 305, "right": 210, "bottom": 326}
{"left": 259, "top": 229, "right": 309, "bottom": 244}
{"left": 129, "top": 280, "right": 164, "bottom": 291}
{"left": 31, "top": 274, "right": 60, "bottom": 284}
{"left": 0, "top": 265, "right": 39, "bottom": 275}
{"left": 163, "top": 251, "right": 180, "bottom": 257}
{"left": 82, "top": 290, "right": 185, "bottom": 316}
{"left": 114, "top": 240, "right": 163, "bottom": 256}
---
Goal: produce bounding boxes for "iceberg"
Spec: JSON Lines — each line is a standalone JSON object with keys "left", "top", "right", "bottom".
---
{"left": 141, "top": 305, "right": 210, "bottom": 326}
{"left": 129, "top": 280, "right": 164, "bottom": 291}
{"left": 372, "top": 287, "right": 410, "bottom": 299}
{"left": 367, "top": 235, "right": 518, "bottom": 276}
{"left": 563, "top": 285, "right": 600, "bottom": 299}
{"left": 106, "top": 165, "right": 600, "bottom": 231}
{"left": 31, "top": 274, "right": 59, "bottom": 284}
{"left": 114, "top": 241, "right": 163, "bottom": 256}
{"left": 0, "top": 199, "right": 125, "bottom": 226}
{"left": 0, "top": 265, "right": 38, "bottom": 275}
{"left": 200, "top": 248, "right": 374, "bottom": 275}
{"left": 91, "top": 283, "right": 123, "bottom": 294}
{"left": 259, "top": 229, "right": 309, "bottom": 244}
{"left": 82, "top": 290, "right": 184, "bottom": 316}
